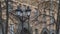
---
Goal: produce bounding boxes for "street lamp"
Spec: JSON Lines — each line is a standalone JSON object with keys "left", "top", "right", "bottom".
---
{"left": 15, "top": 4, "right": 22, "bottom": 16}
{"left": 26, "top": 6, "right": 31, "bottom": 30}
{"left": 26, "top": 6, "right": 31, "bottom": 16}
{"left": 15, "top": 5, "right": 31, "bottom": 34}
{"left": 57, "top": 0, "right": 60, "bottom": 34}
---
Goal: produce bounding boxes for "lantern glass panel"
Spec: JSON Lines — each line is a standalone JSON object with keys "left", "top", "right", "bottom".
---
{"left": 27, "top": 11, "right": 30, "bottom": 16}
{"left": 16, "top": 11, "right": 23, "bottom": 16}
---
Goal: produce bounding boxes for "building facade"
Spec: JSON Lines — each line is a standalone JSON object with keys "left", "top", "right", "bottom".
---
{"left": 0, "top": 0, "right": 59, "bottom": 34}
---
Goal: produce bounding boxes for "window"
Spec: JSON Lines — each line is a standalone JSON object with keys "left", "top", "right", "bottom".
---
{"left": 34, "top": 9, "right": 39, "bottom": 17}
{"left": 0, "top": 25, "right": 2, "bottom": 34}
{"left": 43, "top": 31, "right": 48, "bottom": 34}
{"left": 8, "top": 3, "right": 13, "bottom": 12}
{"left": 43, "top": 15, "right": 46, "bottom": 23}
{"left": 35, "top": 29, "right": 38, "bottom": 34}
{"left": 50, "top": 17, "right": 54, "bottom": 23}
{"left": 20, "top": 28, "right": 30, "bottom": 34}
{"left": 9, "top": 24, "right": 14, "bottom": 34}
{"left": 41, "top": 28, "right": 49, "bottom": 34}
{"left": 52, "top": 33, "right": 54, "bottom": 34}
{"left": 34, "top": 9, "right": 39, "bottom": 20}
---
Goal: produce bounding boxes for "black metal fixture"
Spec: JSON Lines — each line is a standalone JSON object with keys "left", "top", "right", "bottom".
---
{"left": 57, "top": 0, "right": 60, "bottom": 34}
{"left": 5, "top": 0, "right": 9, "bottom": 34}
{"left": 26, "top": 6, "right": 31, "bottom": 30}
{"left": 0, "top": 0, "right": 2, "bottom": 24}
{"left": 15, "top": 5, "right": 31, "bottom": 34}
{"left": 0, "top": 1, "right": 3, "bottom": 34}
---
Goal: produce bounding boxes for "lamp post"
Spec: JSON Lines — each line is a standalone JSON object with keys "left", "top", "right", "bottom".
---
{"left": 15, "top": 4, "right": 23, "bottom": 30}
{"left": 15, "top": 5, "right": 31, "bottom": 34}
{"left": 57, "top": 0, "right": 60, "bottom": 34}
{"left": 26, "top": 6, "right": 31, "bottom": 31}
{"left": 5, "top": 0, "right": 9, "bottom": 34}
{"left": 0, "top": 0, "right": 1, "bottom": 17}
{"left": 0, "top": 1, "right": 3, "bottom": 34}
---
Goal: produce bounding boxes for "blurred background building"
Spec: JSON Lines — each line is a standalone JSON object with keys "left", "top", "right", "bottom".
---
{"left": 0, "top": 0, "right": 59, "bottom": 34}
